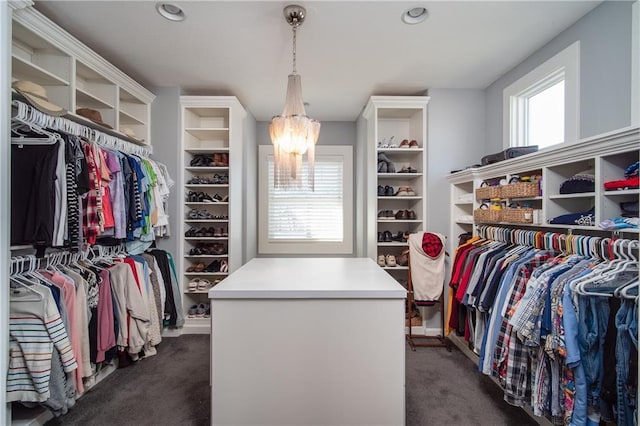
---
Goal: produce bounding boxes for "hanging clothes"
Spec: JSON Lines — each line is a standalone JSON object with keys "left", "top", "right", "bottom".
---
{"left": 448, "top": 230, "right": 639, "bottom": 426}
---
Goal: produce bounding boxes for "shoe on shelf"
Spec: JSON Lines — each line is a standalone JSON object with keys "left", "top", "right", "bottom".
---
{"left": 219, "top": 260, "right": 228, "bottom": 273}
{"left": 383, "top": 230, "right": 393, "bottom": 242}
{"left": 391, "top": 231, "right": 405, "bottom": 242}
{"left": 386, "top": 136, "right": 397, "bottom": 148}
{"left": 187, "top": 279, "right": 200, "bottom": 292}
{"left": 377, "top": 231, "right": 383, "bottom": 242}
{"left": 386, "top": 254, "right": 397, "bottom": 267}
{"left": 205, "top": 260, "right": 220, "bottom": 272}
{"left": 377, "top": 255, "right": 386, "bottom": 267}
{"left": 196, "top": 303, "right": 207, "bottom": 318}
{"left": 378, "top": 185, "right": 385, "bottom": 196}
{"left": 397, "top": 250, "right": 409, "bottom": 266}
{"left": 396, "top": 186, "right": 416, "bottom": 196}
{"left": 409, "top": 140, "right": 419, "bottom": 148}
{"left": 395, "top": 210, "right": 408, "bottom": 220}
{"left": 406, "top": 210, "right": 417, "bottom": 220}
{"left": 384, "top": 185, "right": 394, "bottom": 196}
{"left": 396, "top": 187, "right": 409, "bottom": 197}
{"left": 399, "top": 139, "right": 410, "bottom": 148}
{"left": 197, "top": 279, "right": 211, "bottom": 291}
{"left": 186, "top": 262, "right": 205, "bottom": 272}
{"left": 188, "top": 304, "right": 198, "bottom": 318}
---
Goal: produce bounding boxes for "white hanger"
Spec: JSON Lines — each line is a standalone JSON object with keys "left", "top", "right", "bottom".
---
{"left": 613, "top": 277, "right": 638, "bottom": 300}
{"left": 9, "top": 256, "right": 44, "bottom": 301}
{"left": 11, "top": 119, "right": 59, "bottom": 145}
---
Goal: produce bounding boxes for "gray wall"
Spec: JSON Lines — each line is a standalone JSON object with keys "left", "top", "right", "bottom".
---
{"left": 427, "top": 89, "right": 486, "bottom": 236}
{"left": 243, "top": 113, "right": 258, "bottom": 263}
{"left": 150, "top": 87, "right": 181, "bottom": 258}
{"left": 485, "top": 1, "right": 633, "bottom": 153}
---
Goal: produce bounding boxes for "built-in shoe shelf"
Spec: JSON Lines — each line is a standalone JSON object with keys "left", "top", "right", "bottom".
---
{"left": 361, "top": 96, "right": 430, "bottom": 281}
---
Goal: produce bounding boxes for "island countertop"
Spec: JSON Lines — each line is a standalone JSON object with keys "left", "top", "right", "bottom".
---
{"left": 208, "top": 257, "right": 407, "bottom": 299}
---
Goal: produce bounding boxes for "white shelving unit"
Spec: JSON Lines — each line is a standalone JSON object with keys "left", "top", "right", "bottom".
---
{"left": 179, "top": 96, "right": 248, "bottom": 334}
{"left": 11, "top": 6, "right": 153, "bottom": 144}
{"left": 361, "top": 96, "right": 430, "bottom": 286}
{"left": 447, "top": 126, "right": 639, "bottom": 238}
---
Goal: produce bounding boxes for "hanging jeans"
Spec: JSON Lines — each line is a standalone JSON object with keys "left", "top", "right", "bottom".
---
{"left": 577, "top": 295, "right": 610, "bottom": 425}
{"left": 615, "top": 299, "right": 638, "bottom": 426}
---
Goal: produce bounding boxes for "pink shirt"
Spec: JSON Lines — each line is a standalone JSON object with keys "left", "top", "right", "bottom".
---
{"left": 44, "top": 270, "right": 84, "bottom": 395}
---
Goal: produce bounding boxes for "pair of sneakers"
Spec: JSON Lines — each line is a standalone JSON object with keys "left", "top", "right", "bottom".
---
{"left": 377, "top": 185, "right": 395, "bottom": 196}
{"left": 187, "top": 303, "right": 211, "bottom": 318}
{"left": 395, "top": 186, "right": 416, "bottom": 196}
{"left": 377, "top": 254, "right": 397, "bottom": 267}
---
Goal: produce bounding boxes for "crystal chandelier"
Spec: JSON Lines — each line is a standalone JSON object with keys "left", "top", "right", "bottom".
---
{"left": 269, "top": 4, "right": 321, "bottom": 190}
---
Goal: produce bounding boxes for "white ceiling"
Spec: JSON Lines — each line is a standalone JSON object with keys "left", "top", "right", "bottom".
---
{"left": 34, "top": 1, "right": 600, "bottom": 121}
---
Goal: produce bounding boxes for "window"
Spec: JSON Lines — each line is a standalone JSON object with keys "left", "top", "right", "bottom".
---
{"left": 258, "top": 145, "right": 353, "bottom": 254}
{"left": 504, "top": 41, "right": 580, "bottom": 149}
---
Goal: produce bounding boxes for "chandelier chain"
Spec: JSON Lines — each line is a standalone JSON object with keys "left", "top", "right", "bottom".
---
{"left": 292, "top": 26, "right": 297, "bottom": 74}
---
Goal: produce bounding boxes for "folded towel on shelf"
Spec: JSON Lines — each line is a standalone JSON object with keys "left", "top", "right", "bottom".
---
{"left": 408, "top": 232, "right": 446, "bottom": 302}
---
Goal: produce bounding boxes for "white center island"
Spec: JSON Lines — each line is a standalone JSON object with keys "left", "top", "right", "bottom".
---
{"left": 208, "top": 257, "right": 407, "bottom": 426}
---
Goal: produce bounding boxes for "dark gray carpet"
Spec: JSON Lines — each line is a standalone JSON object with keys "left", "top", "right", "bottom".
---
{"left": 45, "top": 335, "right": 536, "bottom": 426}
{"left": 406, "top": 344, "right": 536, "bottom": 425}
{"left": 45, "top": 335, "right": 210, "bottom": 426}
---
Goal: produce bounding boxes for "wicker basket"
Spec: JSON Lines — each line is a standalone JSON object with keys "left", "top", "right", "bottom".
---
{"left": 501, "top": 208, "right": 534, "bottom": 224}
{"left": 473, "top": 209, "right": 502, "bottom": 223}
{"left": 475, "top": 185, "right": 502, "bottom": 201}
{"left": 502, "top": 182, "right": 539, "bottom": 199}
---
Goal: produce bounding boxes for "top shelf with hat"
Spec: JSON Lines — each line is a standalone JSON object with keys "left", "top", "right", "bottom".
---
{"left": 11, "top": 6, "right": 155, "bottom": 145}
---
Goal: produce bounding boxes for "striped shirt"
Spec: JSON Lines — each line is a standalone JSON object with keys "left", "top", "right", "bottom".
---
{"left": 8, "top": 286, "right": 78, "bottom": 403}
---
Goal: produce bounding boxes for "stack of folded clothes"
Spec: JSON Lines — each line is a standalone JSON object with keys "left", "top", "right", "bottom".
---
{"left": 559, "top": 170, "right": 595, "bottom": 194}
{"left": 598, "top": 201, "right": 640, "bottom": 230}
{"left": 604, "top": 161, "right": 639, "bottom": 191}
{"left": 549, "top": 209, "right": 595, "bottom": 226}
{"left": 599, "top": 217, "right": 639, "bottom": 230}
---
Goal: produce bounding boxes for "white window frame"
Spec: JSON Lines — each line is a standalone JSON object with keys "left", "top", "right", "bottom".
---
{"left": 503, "top": 41, "right": 580, "bottom": 149}
{"left": 258, "top": 145, "right": 354, "bottom": 255}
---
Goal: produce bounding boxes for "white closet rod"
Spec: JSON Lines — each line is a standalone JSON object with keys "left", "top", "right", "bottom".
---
{"left": 11, "top": 100, "right": 153, "bottom": 158}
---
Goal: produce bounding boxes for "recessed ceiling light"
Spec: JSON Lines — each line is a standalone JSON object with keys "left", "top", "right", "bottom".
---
{"left": 156, "top": 3, "right": 185, "bottom": 22}
{"left": 401, "top": 7, "right": 428, "bottom": 25}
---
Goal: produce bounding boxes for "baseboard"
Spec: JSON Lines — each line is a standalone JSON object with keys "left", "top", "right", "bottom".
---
{"left": 405, "top": 326, "right": 444, "bottom": 336}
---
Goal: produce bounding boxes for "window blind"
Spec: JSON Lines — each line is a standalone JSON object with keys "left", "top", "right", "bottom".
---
{"left": 267, "top": 158, "right": 344, "bottom": 241}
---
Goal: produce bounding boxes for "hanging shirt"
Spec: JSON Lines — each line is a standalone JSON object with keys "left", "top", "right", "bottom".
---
{"left": 105, "top": 150, "right": 127, "bottom": 239}
{"left": 8, "top": 285, "right": 78, "bottom": 403}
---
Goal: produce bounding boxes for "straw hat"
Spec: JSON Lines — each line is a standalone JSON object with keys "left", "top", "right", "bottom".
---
{"left": 12, "top": 80, "right": 66, "bottom": 116}
{"left": 120, "top": 127, "right": 144, "bottom": 142}
{"left": 76, "top": 108, "right": 113, "bottom": 129}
